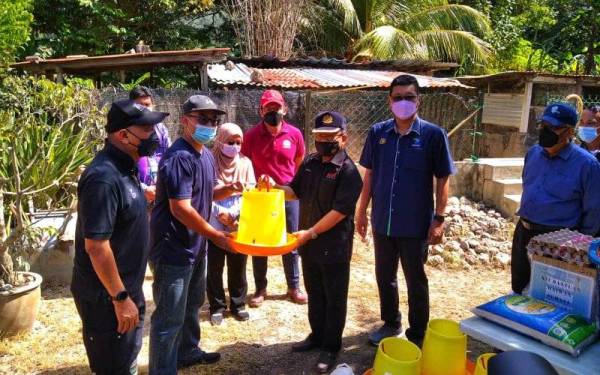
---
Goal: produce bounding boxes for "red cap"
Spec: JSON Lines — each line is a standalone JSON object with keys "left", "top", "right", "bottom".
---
{"left": 260, "top": 89, "right": 285, "bottom": 108}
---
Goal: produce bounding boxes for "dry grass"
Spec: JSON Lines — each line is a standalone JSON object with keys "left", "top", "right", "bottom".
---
{"left": 0, "top": 238, "right": 509, "bottom": 374}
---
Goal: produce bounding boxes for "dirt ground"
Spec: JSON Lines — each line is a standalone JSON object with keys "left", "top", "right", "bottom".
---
{"left": 0, "top": 237, "right": 508, "bottom": 375}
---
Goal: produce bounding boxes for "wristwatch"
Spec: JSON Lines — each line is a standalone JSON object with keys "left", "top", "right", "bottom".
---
{"left": 433, "top": 214, "right": 446, "bottom": 223}
{"left": 308, "top": 228, "right": 318, "bottom": 240}
{"left": 112, "top": 290, "right": 129, "bottom": 302}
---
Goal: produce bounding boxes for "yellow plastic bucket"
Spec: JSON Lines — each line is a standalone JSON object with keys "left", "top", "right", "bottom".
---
{"left": 237, "top": 188, "right": 287, "bottom": 246}
{"left": 421, "top": 319, "right": 467, "bottom": 375}
{"left": 373, "top": 337, "right": 421, "bottom": 375}
{"left": 474, "top": 353, "right": 495, "bottom": 375}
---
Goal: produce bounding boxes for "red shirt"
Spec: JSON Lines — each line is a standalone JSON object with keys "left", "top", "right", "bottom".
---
{"left": 242, "top": 121, "right": 305, "bottom": 185}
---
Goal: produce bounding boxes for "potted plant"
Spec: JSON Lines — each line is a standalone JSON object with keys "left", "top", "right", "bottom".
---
{"left": 0, "top": 76, "right": 103, "bottom": 338}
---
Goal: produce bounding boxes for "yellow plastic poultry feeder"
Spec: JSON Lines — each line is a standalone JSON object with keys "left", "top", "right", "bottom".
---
{"left": 230, "top": 187, "right": 297, "bottom": 256}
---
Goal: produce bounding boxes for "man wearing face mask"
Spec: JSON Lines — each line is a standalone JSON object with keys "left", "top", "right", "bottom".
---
{"left": 149, "top": 95, "right": 238, "bottom": 374}
{"left": 356, "top": 74, "right": 456, "bottom": 347}
{"left": 267, "top": 111, "right": 362, "bottom": 373}
{"left": 578, "top": 106, "right": 600, "bottom": 162}
{"left": 241, "top": 89, "right": 308, "bottom": 306}
{"left": 130, "top": 86, "right": 172, "bottom": 205}
{"left": 71, "top": 99, "right": 168, "bottom": 375}
{"left": 512, "top": 103, "right": 600, "bottom": 294}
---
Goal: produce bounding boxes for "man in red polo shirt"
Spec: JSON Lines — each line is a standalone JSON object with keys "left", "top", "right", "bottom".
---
{"left": 241, "top": 89, "right": 308, "bottom": 306}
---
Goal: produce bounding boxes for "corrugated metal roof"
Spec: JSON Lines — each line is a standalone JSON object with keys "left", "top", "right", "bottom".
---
{"left": 208, "top": 63, "right": 472, "bottom": 90}
{"left": 232, "top": 56, "right": 458, "bottom": 72}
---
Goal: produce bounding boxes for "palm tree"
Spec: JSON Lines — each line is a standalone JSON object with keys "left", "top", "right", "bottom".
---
{"left": 303, "top": 0, "right": 493, "bottom": 65}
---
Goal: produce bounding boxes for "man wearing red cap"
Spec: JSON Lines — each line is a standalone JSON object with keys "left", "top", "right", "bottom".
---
{"left": 241, "top": 89, "right": 308, "bottom": 306}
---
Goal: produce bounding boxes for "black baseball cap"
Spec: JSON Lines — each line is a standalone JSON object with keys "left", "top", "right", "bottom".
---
{"left": 106, "top": 99, "right": 169, "bottom": 133}
{"left": 313, "top": 111, "right": 347, "bottom": 134}
{"left": 182, "top": 95, "right": 226, "bottom": 115}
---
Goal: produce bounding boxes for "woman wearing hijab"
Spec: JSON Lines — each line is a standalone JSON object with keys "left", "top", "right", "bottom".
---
{"left": 207, "top": 123, "right": 256, "bottom": 325}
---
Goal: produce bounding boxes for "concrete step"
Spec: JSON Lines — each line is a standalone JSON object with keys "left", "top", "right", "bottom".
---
{"left": 482, "top": 178, "right": 523, "bottom": 207}
{"left": 500, "top": 194, "right": 521, "bottom": 220}
{"left": 477, "top": 158, "right": 524, "bottom": 180}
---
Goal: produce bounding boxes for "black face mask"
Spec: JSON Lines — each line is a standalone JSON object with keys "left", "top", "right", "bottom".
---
{"left": 264, "top": 111, "right": 284, "bottom": 126}
{"left": 128, "top": 130, "right": 159, "bottom": 157}
{"left": 538, "top": 126, "right": 561, "bottom": 148}
{"left": 315, "top": 141, "right": 340, "bottom": 157}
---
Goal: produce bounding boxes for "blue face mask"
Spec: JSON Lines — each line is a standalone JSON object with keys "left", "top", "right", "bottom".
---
{"left": 192, "top": 124, "right": 217, "bottom": 144}
{"left": 577, "top": 126, "right": 598, "bottom": 143}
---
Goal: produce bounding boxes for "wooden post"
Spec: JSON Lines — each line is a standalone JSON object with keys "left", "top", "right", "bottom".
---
{"left": 303, "top": 90, "right": 312, "bottom": 155}
{"left": 55, "top": 68, "right": 64, "bottom": 84}
{"left": 519, "top": 81, "right": 533, "bottom": 133}
{"left": 200, "top": 63, "right": 209, "bottom": 92}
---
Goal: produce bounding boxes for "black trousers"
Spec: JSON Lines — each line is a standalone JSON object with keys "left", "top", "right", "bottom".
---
{"left": 511, "top": 220, "right": 559, "bottom": 294}
{"left": 73, "top": 292, "right": 145, "bottom": 375}
{"left": 373, "top": 233, "right": 429, "bottom": 342}
{"left": 302, "top": 258, "right": 350, "bottom": 353}
{"left": 206, "top": 240, "right": 248, "bottom": 314}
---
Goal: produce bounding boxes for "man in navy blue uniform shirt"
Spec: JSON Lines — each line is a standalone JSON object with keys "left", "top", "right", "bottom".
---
{"left": 357, "top": 74, "right": 455, "bottom": 347}
{"left": 148, "top": 95, "right": 240, "bottom": 374}
{"left": 71, "top": 99, "right": 168, "bottom": 375}
{"left": 512, "top": 103, "right": 600, "bottom": 294}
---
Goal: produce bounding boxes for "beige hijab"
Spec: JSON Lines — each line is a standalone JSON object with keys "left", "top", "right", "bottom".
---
{"left": 214, "top": 123, "right": 255, "bottom": 186}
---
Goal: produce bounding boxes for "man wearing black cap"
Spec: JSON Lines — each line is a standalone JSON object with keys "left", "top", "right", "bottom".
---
{"left": 149, "top": 95, "right": 238, "bottom": 374}
{"left": 71, "top": 99, "right": 168, "bottom": 375}
{"left": 512, "top": 102, "right": 600, "bottom": 294}
{"left": 265, "top": 111, "right": 362, "bottom": 373}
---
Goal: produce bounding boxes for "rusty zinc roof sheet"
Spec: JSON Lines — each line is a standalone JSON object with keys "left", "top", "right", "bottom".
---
{"left": 207, "top": 63, "right": 472, "bottom": 90}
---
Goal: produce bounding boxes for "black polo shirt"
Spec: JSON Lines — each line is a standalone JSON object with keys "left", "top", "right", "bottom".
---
{"left": 289, "top": 150, "right": 363, "bottom": 264}
{"left": 71, "top": 141, "right": 149, "bottom": 301}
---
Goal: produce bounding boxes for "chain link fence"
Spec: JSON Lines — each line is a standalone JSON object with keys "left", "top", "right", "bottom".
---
{"left": 98, "top": 87, "right": 483, "bottom": 161}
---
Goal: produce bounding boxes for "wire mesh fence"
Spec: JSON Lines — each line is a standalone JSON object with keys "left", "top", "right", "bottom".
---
{"left": 98, "top": 87, "right": 483, "bottom": 161}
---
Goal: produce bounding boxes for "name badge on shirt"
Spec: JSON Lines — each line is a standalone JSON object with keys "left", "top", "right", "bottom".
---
{"left": 282, "top": 139, "right": 292, "bottom": 149}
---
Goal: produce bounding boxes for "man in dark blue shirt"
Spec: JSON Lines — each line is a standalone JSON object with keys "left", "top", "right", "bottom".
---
{"left": 357, "top": 74, "right": 455, "bottom": 347}
{"left": 72, "top": 99, "right": 168, "bottom": 375}
{"left": 148, "top": 95, "right": 239, "bottom": 374}
{"left": 512, "top": 103, "right": 600, "bottom": 294}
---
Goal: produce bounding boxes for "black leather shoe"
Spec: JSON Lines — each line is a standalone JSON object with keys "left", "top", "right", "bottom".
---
{"left": 315, "top": 351, "right": 337, "bottom": 374}
{"left": 291, "top": 337, "right": 320, "bottom": 352}
{"left": 233, "top": 309, "right": 250, "bottom": 321}
{"left": 177, "top": 350, "right": 221, "bottom": 369}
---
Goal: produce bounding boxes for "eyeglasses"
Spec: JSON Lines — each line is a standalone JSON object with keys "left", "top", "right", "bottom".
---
{"left": 187, "top": 114, "right": 221, "bottom": 126}
{"left": 390, "top": 95, "right": 418, "bottom": 103}
{"left": 227, "top": 141, "right": 242, "bottom": 146}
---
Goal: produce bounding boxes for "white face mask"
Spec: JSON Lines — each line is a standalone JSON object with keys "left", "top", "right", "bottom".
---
{"left": 222, "top": 144, "right": 241, "bottom": 158}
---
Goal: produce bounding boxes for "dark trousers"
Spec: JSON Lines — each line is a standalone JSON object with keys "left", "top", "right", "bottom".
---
{"left": 149, "top": 254, "right": 207, "bottom": 375}
{"left": 374, "top": 233, "right": 429, "bottom": 342}
{"left": 206, "top": 240, "right": 248, "bottom": 314}
{"left": 302, "top": 258, "right": 350, "bottom": 353}
{"left": 252, "top": 200, "right": 300, "bottom": 290}
{"left": 511, "top": 220, "right": 558, "bottom": 294}
{"left": 73, "top": 292, "right": 145, "bottom": 375}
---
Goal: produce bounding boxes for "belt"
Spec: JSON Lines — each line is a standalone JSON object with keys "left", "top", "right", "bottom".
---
{"left": 519, "top": 218, "right": 568, "bottom": 233}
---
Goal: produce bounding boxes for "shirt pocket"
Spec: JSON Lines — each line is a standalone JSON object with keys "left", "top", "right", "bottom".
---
{"left": 401, "top": 148, "right": 428, "bottom": 172}
{"left": 543, "top": 172, "right": 579, "bottom": 201}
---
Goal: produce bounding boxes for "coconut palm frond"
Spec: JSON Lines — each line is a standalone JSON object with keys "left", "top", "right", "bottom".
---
{"left": 401, "top": 4, "right": 491, "bottom": 36}
{"left": 354, "top": 25, "right": 427, "bottom": 60}
{"left": 413, "top": 29, "right": 492, "bottom": 64}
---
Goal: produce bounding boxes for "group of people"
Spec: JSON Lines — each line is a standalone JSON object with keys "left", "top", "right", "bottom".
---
{"left": 70, "top": 72, "right": 600, "bottom": 375}
{"left": 71, "top": 74, "right": 452, "bottom": 375}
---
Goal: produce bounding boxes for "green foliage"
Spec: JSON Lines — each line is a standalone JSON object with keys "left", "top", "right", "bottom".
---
{"left": 0, "top": 0, "right": 33, "bottom": 66}
{"left": 303, "top": 0, "right": 492, "bottom": 69}
{"left": 0, "top": 76, "right": 104, "bottom": 212}
{"left": 22, "top": 0, "right": 232, "bottom": 59}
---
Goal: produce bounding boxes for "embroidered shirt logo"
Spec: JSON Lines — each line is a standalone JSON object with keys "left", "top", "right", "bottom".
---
{"left": 379, "top": 138, "right": 387, "bottom": 145}
{"left": 282, "top": 139, "right": 292, "bottom": 149}
{"left": 129, "top": 187, "right": 137, "bottom": 199}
